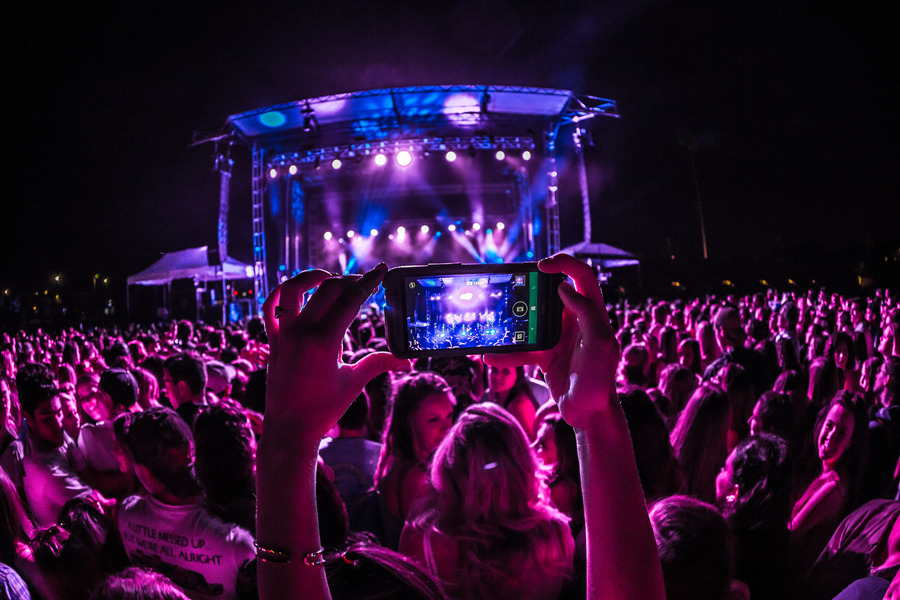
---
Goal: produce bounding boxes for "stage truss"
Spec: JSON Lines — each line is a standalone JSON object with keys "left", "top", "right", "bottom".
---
{"left": 216, "top": 85, "right": 618, "bottom": 309}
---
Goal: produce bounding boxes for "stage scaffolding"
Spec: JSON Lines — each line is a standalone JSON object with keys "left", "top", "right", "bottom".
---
{"left": 212, "top": 85, "right": 618, "bottom": 313}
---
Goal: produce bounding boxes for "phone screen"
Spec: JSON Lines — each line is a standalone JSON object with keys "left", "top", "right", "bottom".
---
{"left": 401, "top": 270, "right": 540, "bottom": 352}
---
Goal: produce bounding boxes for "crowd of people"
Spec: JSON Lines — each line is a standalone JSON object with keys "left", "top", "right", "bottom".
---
{"left": 1, "top": 255, "right": 899, "bottom": 599}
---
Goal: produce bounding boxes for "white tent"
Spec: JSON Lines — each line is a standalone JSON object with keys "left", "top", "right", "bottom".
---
{"left": 126, "top": 246, "right": 253, "bottom": 320}
{"left": 127, "top": 246, "right": 253, "bottom": 286}
{"left": 560, "top": 241, "right": 640, "bottom": 269}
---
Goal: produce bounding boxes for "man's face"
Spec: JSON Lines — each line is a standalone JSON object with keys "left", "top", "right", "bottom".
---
{"left": 28, "top": 396, "right": 66, "bottom": 447}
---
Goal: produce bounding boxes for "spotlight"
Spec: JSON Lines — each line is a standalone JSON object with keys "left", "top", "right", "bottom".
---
{"left": 269, "top": 168, "right": 278, "bottom": 179}
{"left": 323, "top": 231, "right": 333, "bottom": 241}
{"left": 448, "top": 224, "right": 457, "bottom": 232}
{"left": 420, "top": 225, "right": 429, "bottom": 234}
{"left": 495, "top": 150, "right": 505, "bottom": 160}
{"left": 497, "top": 222, "right": 505, "bottom": 230}
{"left": 374, "top": 153, "right": 387, "bottom": 166}
{"left": 396, "top": 150, "right": 412, "bottom": 167}
{"left": 332, "top": 159, "right": 342, "bottom": 170}
{"left": 397, "top": 226, "right": 406, "bottom": 235}
{"left": 370, "top": 228, "right": 379, "bottom": 237}
{"left": 288, "top": 165, "right": 298, "bottom": 176}
{"left": 550, "top": 170, "right": 558, "bottom": 178}
{"left": 347, "top": 230, "right": 355, "bottom": 238}
{"left": 473, "top": 223, "right": 481, "bottom": 231}
{"left": 445, "top": 150, "right": 457, "bottom": 162}
{"left": 522, "top": 150, "right": 532, "bottom": 161}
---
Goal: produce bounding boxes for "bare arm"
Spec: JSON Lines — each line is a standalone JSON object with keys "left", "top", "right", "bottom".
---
{"left": 256, "top": 265, "right": 410, "bottom": 600}
{"left": 789, "top": 476, "right": 844, "bottom": 535}
{"left": 485, "top": 254, "right": 665, "bottom": 600}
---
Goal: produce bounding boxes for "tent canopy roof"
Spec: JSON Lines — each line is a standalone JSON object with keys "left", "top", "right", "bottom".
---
{"left": 560, "top": 241, "right": 641, "bottom": 269}
{"left": 127, "top": 246, "right": 253, "bottom": 286}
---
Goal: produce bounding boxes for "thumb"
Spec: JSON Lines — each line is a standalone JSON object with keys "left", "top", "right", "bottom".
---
{"left": 349, "top": 352, "right": 412, "bottom": 390}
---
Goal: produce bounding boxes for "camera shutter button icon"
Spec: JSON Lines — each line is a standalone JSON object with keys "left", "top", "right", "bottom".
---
{"left": 512, "top": 301, "right": 528, "bottom": 317}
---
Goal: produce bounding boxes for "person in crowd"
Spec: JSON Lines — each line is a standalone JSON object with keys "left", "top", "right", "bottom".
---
{"left": 801, "top": 498, "right": 900, "bottom": 600}
{"left": 483, "top": 364, "right": 539, "bottom": 438}
{"left": 670, "top": 383, "right": 731, "bottom": 504}
{"left": 426, "top": 355, "right": 485, "bottom": 420}
{"left": 2, "top": 377, "right": 21, "bottom": 454}
{"left": 318, "top": 391, "right": 382, "bottom": 531}
{"left": 118, "top": 407, "right": 255, "bottom": 600}
{"left": 399, "top": 402, "right": 574, "bottom": 599}
{"left": 131, "top": 366, "right": 163, "bottom": 411}
{"left": 697, "top": 321, "right": 721, "bottom": 371}
{"left": 205, "top": 360, "right": 236, "bottom": 404}
{"left": 0, "top": 363, "right": 106, "bottom": 528}
{"left": 650, "top": 495, "right": 748, "bottom": 600}
{"left": 163, "top": 353, "right": 208, "bottom": 426}
{"left": 254, "top": 256, "right": 665, "bottom": 600}
{"left": 655, "top": 363, "right": 698, "bottom": 428}
{"left": 532, "top": 411, "right": 583, "bottom": 527}
{"left": 617, "top": 342, "right": 650, "bottom": 388}
{"left": 323, "top": 536, "right": 444, "bottom": 600}
{"left": 791, "top": 391, "right": 869, "bottom": 574}
{"left": 1, "top": 467, "right": 39, "bottom": 597}
{"left": 830, "top": 331, "right": 861, "bottom": 392}
{"left": 716, "top": 434, "right": 794, "bottom": 600}
{"left": 862, "top": 356, "right": 900, "bottom": 501}
{"left": 89, "top": 567, "right": 190, "bottom": 600}
{"left": 619, "top": 386, "right": 684, "bottom": 503}
{"left": 677, "top": 338, "right": 703, "bottom": 376}
{"left": 193, "top": 404, "right": 258, "bottom": 535}
{"left": 747, "top": 391, "right": 799, "bottom": 450}
{"left": 703, "top": 306, "right": 769, "bottom": 397}
{"left": 77, "top": 368, "right": 142, "bottom": 498}
{"left": 717, "top": 363, "right": 754, "bottom": 451}
{"left": 373, "top": 372, "right": 454, "bottom": 548}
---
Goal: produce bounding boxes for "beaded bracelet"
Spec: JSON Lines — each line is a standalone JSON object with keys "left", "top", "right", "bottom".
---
{"left": 253, "top": 542, "right": 326, "bottom": 567}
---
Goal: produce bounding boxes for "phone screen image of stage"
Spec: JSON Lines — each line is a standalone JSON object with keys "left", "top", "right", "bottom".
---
{"left": 403, "top": 272, "right": 538, "bottom": 351}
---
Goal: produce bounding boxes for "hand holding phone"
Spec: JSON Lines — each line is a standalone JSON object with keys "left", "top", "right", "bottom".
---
{"left": 382, "top": 262, "right": 564, "bottom": 358}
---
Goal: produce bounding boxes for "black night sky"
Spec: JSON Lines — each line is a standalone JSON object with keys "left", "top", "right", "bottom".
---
{"left": 3, "top": 1, "right": 897, "bottom": 307}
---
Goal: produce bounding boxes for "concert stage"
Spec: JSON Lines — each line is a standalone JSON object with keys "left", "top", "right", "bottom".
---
{"left": 216, "top": 85, "right": 618, "bottom": 308}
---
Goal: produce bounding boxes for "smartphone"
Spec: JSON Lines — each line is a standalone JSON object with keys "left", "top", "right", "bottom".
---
{"left": 382, "top": 262, "right": 565, "bottom": 358}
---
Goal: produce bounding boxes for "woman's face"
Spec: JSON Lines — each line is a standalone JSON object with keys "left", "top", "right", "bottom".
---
{"left": 818, "top": 403, "right": 855, "bottom": 469}
{"left": 411, "top": 393, "right": 454, "bottom": 462}
{"left": 80, "top": 390, "right": 112, "bottom": 423}
{"left": 748, "top": 401, "right": 763, "bottom": 437}
{"left": 489, "top": 366, "right": 517, "bottom": 395}
{"left": 531, "top": 420, "right": 558, "bottom": 469}
{"left": 834, "top": 341, "right": 849, "bottom": 369}
{"left": 715, "top": 453, "right": 736, "bottom": 505}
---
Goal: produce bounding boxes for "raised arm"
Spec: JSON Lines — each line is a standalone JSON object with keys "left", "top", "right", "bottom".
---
{"left": 484, "top": 254, "right": 665, "bottom": 600}
{"left": 256, "top": 265, "right": 410, "bottom": 600}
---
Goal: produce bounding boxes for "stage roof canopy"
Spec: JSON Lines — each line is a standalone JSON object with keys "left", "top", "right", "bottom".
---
{"left": 127, "top": 246, "right": 253, "bottom": 287}
{"left": 223, "top": 85, "right": 618, "bottom": 152}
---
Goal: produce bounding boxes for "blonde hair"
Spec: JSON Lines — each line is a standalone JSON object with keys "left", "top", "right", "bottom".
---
{"left": 413, "top": 402, "right": 572, "bottom": 599}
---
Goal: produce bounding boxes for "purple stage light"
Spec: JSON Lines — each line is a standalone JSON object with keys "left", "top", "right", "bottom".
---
{"left": 374, "top": 153, "right": 387, "bottom": 166}
{"left": 269, "top": 168, "right": 278, "bottom": 179}
{"left": 323, "top": 231, "right": 333, "bottom": 241}
{"left": 495, "top": 150, "right": 505, "bottom": 160}
{"left": 288, "top": 165, "right": 298, "bottom": 176}
{"left": 396, "top": 150, "right": 412, "bottom": 167}
{"left": 522, "top": 150, "right": 532, "bottom": 161}
{"left": 445, "top": 150, "right": 457, "bottom": 162}
{"left": 332, "top": 158, "right": 342, "bottom": 170}
{"left": 370, "top": 228, "right": 379, "bottom": 236}
{"left": 346, "top": 230, "right": 355, "bottom": 238}
{"left": 420, "top": 225, "right": 429, "bottom": 234}
{"left": 497, "top": 222, "right": 505, "bottom": 230}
